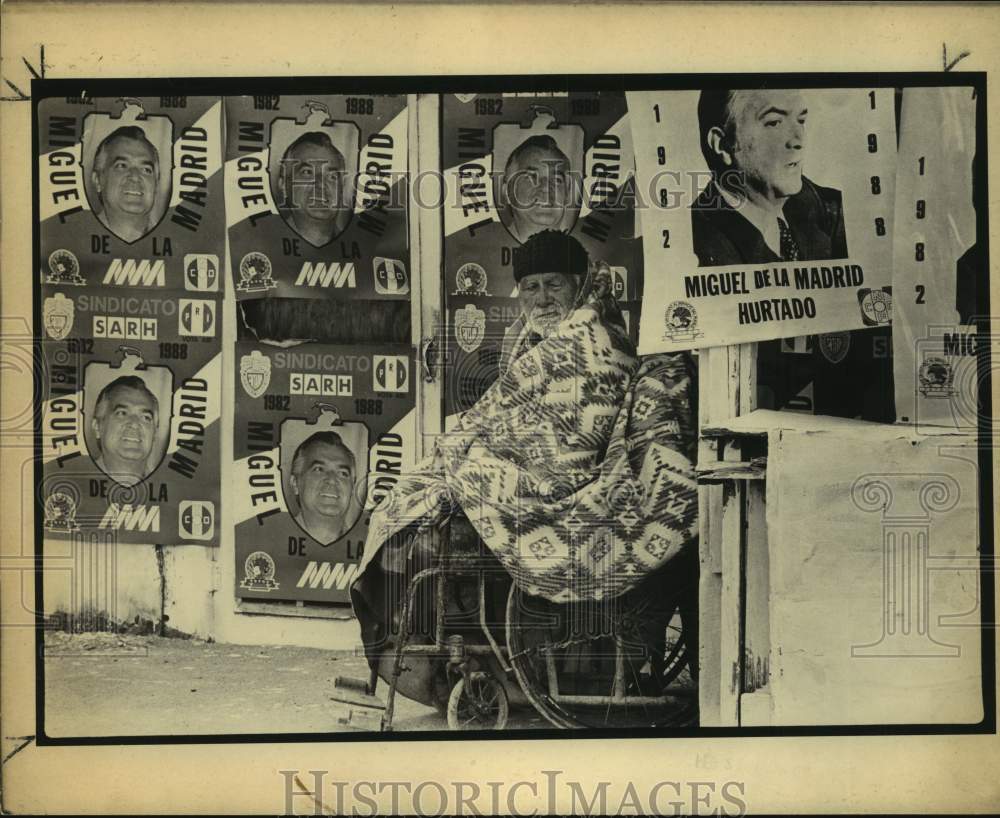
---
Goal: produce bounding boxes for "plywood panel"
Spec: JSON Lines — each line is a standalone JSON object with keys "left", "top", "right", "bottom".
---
{"left": 766, "top": 429, "right": 982, "bottom": 725}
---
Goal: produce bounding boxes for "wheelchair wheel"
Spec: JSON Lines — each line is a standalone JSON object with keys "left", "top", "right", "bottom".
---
{"left": 505, "top": 572, "right": 697, "bottom": 729}
{"left": 446, "top": 672, "right": 510, "bottom": 730}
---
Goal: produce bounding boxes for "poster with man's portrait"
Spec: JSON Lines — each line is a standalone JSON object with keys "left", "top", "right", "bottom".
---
{"left": 630, "top": 88, "right": 899, "bottom": 420}
{"left": 278, "top": 418, "right": 369, "bottom": 547}
{"left": 81, "top": 358, "right": 173, "bottom": 488}
{"left": 232, "top": 339, "right": 416, "bottom": 604}
{"left": 224, "top": 94, "right": 410, "bottom": 301}
{"left": 442, "top": 92, "right": 642, "bottom": 418}
{"left": 632, "top": 88, "right": 898, "bottom": 348}
{"left": 267, "top": 118, "right": 359, "bottom": 247}
{"left": 39, "top": 311, "right": 222, "bottom": 546}
{"left": 38, "top": 95, "right": 225, "bottom": 292}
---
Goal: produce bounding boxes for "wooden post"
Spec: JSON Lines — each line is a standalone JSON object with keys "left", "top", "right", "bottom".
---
{"left": 697, "top": 343, "right": 756, "bottom": 726}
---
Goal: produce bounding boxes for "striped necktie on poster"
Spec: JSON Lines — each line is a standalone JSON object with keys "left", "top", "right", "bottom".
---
{"left": 778, "top": 217, "right": 801, "bottom": 262}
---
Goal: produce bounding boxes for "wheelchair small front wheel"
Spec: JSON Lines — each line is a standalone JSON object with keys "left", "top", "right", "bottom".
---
{"left": 446, "top": 672, "right": 510, "bottom": 730}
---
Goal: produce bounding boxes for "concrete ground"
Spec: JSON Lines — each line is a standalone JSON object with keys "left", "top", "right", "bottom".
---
{"left": 42, "top": 631, "right": 551, "bottom": 737}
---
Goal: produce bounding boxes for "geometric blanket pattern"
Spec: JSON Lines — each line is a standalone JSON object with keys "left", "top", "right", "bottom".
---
{"left": 357, "top": 306, "right": 699, "bottom": 602}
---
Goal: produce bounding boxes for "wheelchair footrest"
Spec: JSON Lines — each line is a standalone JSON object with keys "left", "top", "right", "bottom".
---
{"left": 331, "top": 675, "right": 385, "bottom": 709}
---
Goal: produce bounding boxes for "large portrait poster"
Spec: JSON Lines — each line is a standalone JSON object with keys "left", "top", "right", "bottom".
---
{"left": 37, "top": 94, "right": 224, "bottom": 545}
{"left": 630, "top": 88, "right": 898, "bottom": 354}
{"left": 232, "top": 341, "right": 416, "bottom": 604}
{"left": 39, "top": 95, "right": 225, "bottom": 292}
{"left": 441, "top": 92, "right": 641, "bottom": 416}
{"left": 224, "top": 94, "right": 409, "bottom": 301}
{"left": 892, "top": 86, "right": 984, "bottom": 432}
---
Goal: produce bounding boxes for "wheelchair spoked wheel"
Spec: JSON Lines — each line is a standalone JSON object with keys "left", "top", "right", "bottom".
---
{"left": 505, "top": 574, "right": 697, "bottom": 729}
{"left": 446, "top": 672, "right": 510, "bottom": 730}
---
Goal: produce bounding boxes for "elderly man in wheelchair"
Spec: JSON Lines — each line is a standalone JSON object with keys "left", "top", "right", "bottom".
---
{"left": 350, "top": 230, "right": 699, "bottom": 730}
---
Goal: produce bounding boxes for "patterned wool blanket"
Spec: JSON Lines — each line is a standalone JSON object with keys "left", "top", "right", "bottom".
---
{"left": 355, "top": 305, "right": 698, "bottom": 604}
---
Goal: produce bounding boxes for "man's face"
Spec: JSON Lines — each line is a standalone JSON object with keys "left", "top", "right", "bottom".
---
{"left": 506, "top": 145, "right": 573, "bottom": 230}
{"left": 94, "top": 136, "right": 158, "bottom": 218}
{"left": 518, "top": 272, "right": 577, "bottom": 336}
{"left": 292, "top": 442, "right": 354, "bottom": 520}
{"left": 93, "top": 385, "right": 157, "bottom": 465}
{"left": 283, "top": 141, "right": 346, "bottom": 222}
{"left": 729, "top": 90, "right": 807, "bottom": 200}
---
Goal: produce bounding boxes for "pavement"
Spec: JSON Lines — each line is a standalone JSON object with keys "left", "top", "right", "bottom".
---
{"left": 42, "top": 631, "right": 550, "bottom": 737}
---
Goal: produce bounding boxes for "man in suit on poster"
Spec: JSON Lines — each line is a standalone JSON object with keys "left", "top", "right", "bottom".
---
{"left": 689, "top": 89, "right": 894, "bottom": 421}
{"left": 691, "top": 88, "right": 847, "bottom": 266}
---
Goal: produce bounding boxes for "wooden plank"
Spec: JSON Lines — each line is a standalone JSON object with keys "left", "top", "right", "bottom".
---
{"left": 698, "top": 483, "right": 723, "bottom": 726}
{"left": 696, "top": 460, "right": 767, "bottom": 482}
{"left": 696, "top": 347, "right": 725, "bottom": 727}
{"left": 717, "top": 481, "right": 743, "bottom": 727}
{"left": 740, "top": 480, "right": 772, "bottom": 726}
{"left": 738, "top": 342, "right": 757, "bottom": 414}
{"left": 411, "top": 93, "right": 443, "bottom": 457}
{"left": 697, "top": 343, "right": 756, "bottom": 727}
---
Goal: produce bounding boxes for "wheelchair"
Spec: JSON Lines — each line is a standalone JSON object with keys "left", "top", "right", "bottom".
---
{"left": 354, "top": 510, "right": 699, "bottom": 731}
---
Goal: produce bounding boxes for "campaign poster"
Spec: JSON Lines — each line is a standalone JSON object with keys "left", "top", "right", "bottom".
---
{"left": 38, "top": 95, "right": 224, "bottom": 293}
{"left": 232, "top": 341, "right": 416, "bottom": 604}
{"left": 441, "top": 92, "right": 641, "bottom": 416}
{"left": 631, "top": 88, "right": 898, "bottom": 347}
{"left": 629, "top": 87, "right": 898, "bottom": 419}
{"left": 892, "top": 86, "right": 986, "bottom": 433}
{"left": 38, "top": 292, "right": 222, "bottom": 545}
{"left": 224, "top": 94, "right": 410, "bottom": 302}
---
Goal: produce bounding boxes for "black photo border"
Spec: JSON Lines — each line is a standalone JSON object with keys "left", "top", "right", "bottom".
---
{"left": 31, "top": 71, "right": 993, "bottom": 746}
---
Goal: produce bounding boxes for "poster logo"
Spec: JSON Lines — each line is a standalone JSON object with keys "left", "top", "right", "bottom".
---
{"left": 237, "top": 252, "right": 277, "bottom": 293}
{"left": 47, "top": 249, "right": 85, "bottom": 285}
{"left": 241, "top": 551, "right": 279, "bottom": 592}
{"left": 178, "top": 299, "right": 216, "bottom": 337}
{"left": 99, "top": 504, "right": 161, "bottom": 533}
{"left": 295, "top": 262, "right": 356, "bottom": 289}
{"left": 184, "top": 254, "right": 220, "bottom": 292}
{"left": 103, "top": 259, "right": 166, "bottom": 287}
{"left": 373, "top": 355, "right": 409, "bottom": 393}
{"left": 663, "top": 301, "right": 703, "bottom": 342}
{"left": 858, "top": 287, "right": 892, "bottom": 326}
{"left": 374, "top": 258, "right": 409, "bottom": 295}
{"left": 240, "top": 350, "right": 272, "bottom": 398}
{"left": 454, "top": 94, "right": 477, "bottom": 103}
{"left": 44, "top": 491, "right": 80, "bottom": 532}
{"left": 453, "top": 262, "right": 489, "bottom": 296}
{"left": 818, "top": 331, "right": 851, "bottom": 365}
{"left": 455, "top": 304, "right": 486, "bottom": 353}
{"left": 93, "top": 315, "right": 157, "bottom": 340}
{"left": 43, "top": 293, "right": 75, "bottom": 340}
{"left": 179, "top": 501, "right": 215, "bottom": 541}
{"left": 290, "top": 373, "right": 353, "bottom": 397}
{"left": 611, "top": 266, "right": 628, "bottom": 300}
{"left": 918, "top": 356, "right": 954, "bottom": 398}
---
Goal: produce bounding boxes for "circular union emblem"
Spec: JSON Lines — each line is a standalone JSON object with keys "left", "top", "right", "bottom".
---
{"left": 244, "top": 551, "right": 276, "bottom": 582}
{"left": 455, "top": 262, "right": 487, "bottom": 293}
{"left": 919, "top": 356, "right": 953, "bottom": 391}
{"left": 239, "top": 252, "right": 272, "bottom": 283}
{"left": 48, "top": 249, "right": 80, "bottom": 279}
{"left": 45, "top": 491, "right": 75, "bottom": 522}
{"left": 665, "top": 300, "right": 697, "bottom": 331}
